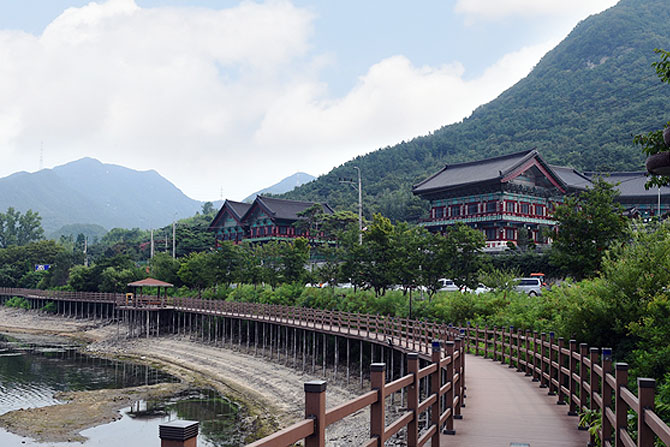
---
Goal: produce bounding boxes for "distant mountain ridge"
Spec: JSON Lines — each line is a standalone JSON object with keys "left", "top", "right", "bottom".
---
{"left": 243, "top": 172, "right": 315, "bottom": 203}
{"left": 0, "top": 158, "right": 203, "bottom": 233}
{"left": 282, "top": 0, "right": 670, "bottom": 222}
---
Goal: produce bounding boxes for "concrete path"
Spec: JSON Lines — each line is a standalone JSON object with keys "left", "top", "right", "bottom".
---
{"left": 442, "top": 354, "right": 589, "bottom": 447}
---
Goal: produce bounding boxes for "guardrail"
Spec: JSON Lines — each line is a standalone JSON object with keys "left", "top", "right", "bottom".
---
{"left": 248, "top": 339, "right": 465, "bottom": 447}
{"left": 3, "top": 287, "right": 669, "bottom": 445}
{"left": 467, "top": 325, "right": 670, "bottom": 447}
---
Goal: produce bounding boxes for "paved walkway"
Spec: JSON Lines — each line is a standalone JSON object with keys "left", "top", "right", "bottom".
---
{"left": 442, "top": 354, "right": 589, "bottom": 447}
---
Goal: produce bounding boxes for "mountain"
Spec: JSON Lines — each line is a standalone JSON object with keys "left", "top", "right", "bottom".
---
{"left": 243, "top": 172, "right": 316, "bottom": 203}
{"left": 282, "top": 0, "right": 670, "bottom": 222}
{"left": 0, "top": 158, "right": 203, "bottom": 233}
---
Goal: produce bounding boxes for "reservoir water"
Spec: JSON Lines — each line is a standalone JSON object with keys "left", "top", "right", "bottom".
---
{"left": 0, "top": 333, "right": 245, "bottom": 447}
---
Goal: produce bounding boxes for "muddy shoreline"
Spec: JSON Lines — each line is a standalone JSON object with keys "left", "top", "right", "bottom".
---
{"left": 0, "top": 307, "right": 371, "bottom": 445}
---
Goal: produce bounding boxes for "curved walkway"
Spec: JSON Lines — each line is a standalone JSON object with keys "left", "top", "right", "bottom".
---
{"left": 444, "top": 354, "right": 588, "bottom": 447}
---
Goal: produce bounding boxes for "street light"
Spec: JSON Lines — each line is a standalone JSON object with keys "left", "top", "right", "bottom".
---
{"left": 339, "top": 167, "right": 363, "bottom": 245}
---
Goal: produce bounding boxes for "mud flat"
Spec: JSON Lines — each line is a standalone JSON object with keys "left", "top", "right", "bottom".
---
{"left": 0, "top": 307, "right": 373, "bottom": 445}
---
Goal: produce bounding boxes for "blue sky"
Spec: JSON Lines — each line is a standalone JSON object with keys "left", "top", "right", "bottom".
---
{"left": 0, "top": 0, "right": 618, "bottom": 200}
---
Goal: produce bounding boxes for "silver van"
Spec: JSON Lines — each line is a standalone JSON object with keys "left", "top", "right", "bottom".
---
{"left": 515, "top": 277, "right": 543, "bottom": 296}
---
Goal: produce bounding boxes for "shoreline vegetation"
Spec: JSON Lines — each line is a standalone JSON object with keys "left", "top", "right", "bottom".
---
{"left": 0, "top": 306, "right": 370, "bottom": 445}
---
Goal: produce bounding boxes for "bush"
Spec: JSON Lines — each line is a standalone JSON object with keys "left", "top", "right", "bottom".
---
{"left": 5, "top": 296, "right": 30, "bottom": 309}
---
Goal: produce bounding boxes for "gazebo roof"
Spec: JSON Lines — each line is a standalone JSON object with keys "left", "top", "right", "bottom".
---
{"left": 127, "top": 278, "right": 174, "bottom": 288}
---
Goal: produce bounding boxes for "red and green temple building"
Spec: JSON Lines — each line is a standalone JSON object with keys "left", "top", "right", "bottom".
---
{"left": 208, "top": 196, "right": 334, "bottom": 245}
{"left": 413, "top": 150, "right": 670, "bottom": 252}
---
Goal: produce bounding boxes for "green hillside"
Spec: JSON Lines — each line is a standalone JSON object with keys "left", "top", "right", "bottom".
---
{"left": 282, "top": 0, "right": 670, "bottom": 222}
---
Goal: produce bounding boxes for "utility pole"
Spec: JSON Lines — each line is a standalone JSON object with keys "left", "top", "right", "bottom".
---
{"left": 150, "top": 229, "right": 154, "bottom": 258}
{"left": 339, "top": 167, "right": 363, "bottom": 245}
{"left": 355, "top": 166, "right": 362, "bottom": 245}
{"left": 172, "top": 221, "right": 176, "bottom": 258}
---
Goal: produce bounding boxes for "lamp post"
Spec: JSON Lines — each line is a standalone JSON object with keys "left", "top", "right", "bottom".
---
{"left": 339, "top": 167, "right": 363, "bottom": 245}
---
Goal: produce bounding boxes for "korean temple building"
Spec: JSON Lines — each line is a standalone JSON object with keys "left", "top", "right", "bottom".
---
{"left": 208, "top": 195, "right": 334, "bottom": 245}
{"left": 412, "top": 150, "right": 670, "bottom": 251}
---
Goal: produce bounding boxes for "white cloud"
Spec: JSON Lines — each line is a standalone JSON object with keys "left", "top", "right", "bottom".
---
{"left": 454, "top": 0, "right": 619, "bottom": 22}
{"left": 0, "top": 0, "right": 560, "bottom": 203}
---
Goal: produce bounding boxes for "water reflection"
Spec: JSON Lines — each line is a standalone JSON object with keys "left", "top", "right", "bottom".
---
{"left": 0, "top": 333, "right": 244, "bottom": 446}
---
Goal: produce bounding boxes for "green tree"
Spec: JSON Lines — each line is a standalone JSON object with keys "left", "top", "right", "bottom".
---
{"left": 149, "top": 252, "right": 181, "bottom": 285}
{"left": 634, "top": 48, "right": 670, "bottom": 187}
{"left": 0, "top": 208, "right": 44, "bottom": 248}
{"left": 444, "top": 223, "right": 487, "bottom": 290}
{"left": 212, "top": 242, "right": 242, "bottom": 287}
{"left": 359, "top": 214, "right": 398, "bottom": 296}
{"left": 279, "top": 238, "right": 310, "bottom": 284}
{"left": 549, "top": 178, "right": 628, "bottom": 279}
{"left": 202, "top": 201, "right": 215, "bottom": 216}
{"left": 178, "top": 251, "right": 216, "bottom": 296}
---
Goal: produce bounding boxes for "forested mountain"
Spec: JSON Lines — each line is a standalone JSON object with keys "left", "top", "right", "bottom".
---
{"left": 243, "top": 172, "right": 316, "bottom": 203}
{"left": 282, "top": 0, "right": 670, "bottom": 222}
{"left": 0, "top": 158, "right": 203, "bottom": 232}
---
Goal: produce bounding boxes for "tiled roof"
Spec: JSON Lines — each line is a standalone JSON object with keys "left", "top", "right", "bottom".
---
{"left": 208, "top": 199, "right": 252, "bottom": 230}
{"left": 254, "top": 196, "right": 334, "bottom": 221}
{"left": 412, "top": 150, "right": 539, "bottom": 194}
{"left": 584, "top": 172, "right": 670, "bottom": 198}
{"left": 550, "top": 166, "right": 593, "bottom": 190}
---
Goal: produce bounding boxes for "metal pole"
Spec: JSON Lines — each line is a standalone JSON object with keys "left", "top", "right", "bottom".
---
{"left": 172, "top": 221, "right": 176, "bottom": 258}
{"left": 354, "top": 166, "right": 362, "bottom": 245}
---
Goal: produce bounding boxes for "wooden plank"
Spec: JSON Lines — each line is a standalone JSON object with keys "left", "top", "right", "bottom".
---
{"left": 324, "top": 391, "right": 377, "bottom": 426}
{"left": 645, "top": 409, "right": 670, "bottom": 445}
{"left": 246, "top": 419, "right": 313, "bottom": 447}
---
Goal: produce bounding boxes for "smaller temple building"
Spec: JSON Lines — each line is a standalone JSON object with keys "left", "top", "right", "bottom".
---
{"left": 208, "top": 196, "right": 334, "bottom": 246}
{"left": 413, "top": 150, "right": 670, "bottom": 252}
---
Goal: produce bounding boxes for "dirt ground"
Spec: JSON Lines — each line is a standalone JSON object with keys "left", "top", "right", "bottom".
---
{"left": 0, "top": 307, "right": 373, "bottom": 445}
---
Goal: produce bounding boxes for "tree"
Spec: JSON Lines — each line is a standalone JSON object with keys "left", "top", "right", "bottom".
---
{"left": 0, "top": 208, "right": 44, "bottom": 248}
{"left": 635, "top": 49, "right": 670, "bottom": 187}
{"left": 293, "top": 203, "right": 325, "bottom": 240}
{"left": 279, "top": 238, "right": 310, "bottom": 284}
{"left": 359, "top": 214, "right": 398, "bottom": 296}
{"left": 178, "top": 251, "right": 215, "bottom": 296}
{"left": 150, "top": 252, "right": 181, "bottom": 285}
{"left": 418, "top": 232, "right": 454, "bottom": 297}
{"left": 549, "top": 178, "right": 628, "bottom": 279}
{"left": 202, "top": 201, "right": 215, "bottom": 216}
{"left": 444, "top": 224, "right": 487, "bottom": 290}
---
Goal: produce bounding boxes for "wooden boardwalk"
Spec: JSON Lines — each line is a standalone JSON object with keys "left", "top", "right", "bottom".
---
{"left": 444, "top": 354, "right": 588, "bottom": 447}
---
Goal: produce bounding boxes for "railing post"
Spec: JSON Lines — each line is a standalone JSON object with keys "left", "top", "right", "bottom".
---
{"left": 492, "top": 326, "right": 498, "bottom": 361}
{"left": 443, "top": 341, "right": 455, "bottom": 435}
{"left": 614, "top": 363, "right": 628, "bottom": 447}
{"left": 637, "top": 378, "right": 656, "bottom": 447}
{"left": 430, "top": 341, "right": 441, "bottom": 447}
{"left": 601, "top": 348, "right": 613, "bottom": 445}
{"left": 484, "top": 325, "right": 489, "bottom": 359}
{"left": 516, "top": 328, "right": 523, "bottom": 372}
{"left": 304, "top": 380, "right": 327, "bottom": 447}
{"left": 568, "top": 339, "right": 578, "bottom": 416}
{"left": 532, "top": 331, "right": 540, "bottom": 382}
{"left": 524, "top": 329, "right": 532, "bottom": 376}
{"left": 454, "top": 337, "right": 463, "bottom": 419}
{"left": 474, "top": 324, "right": 480, "bottom": 356}
{"left": 540, "top": 333, "right": 548, "bottom": 388}
{"left": 556, "top": 337, "right": 565, "bottom": 401}
{"left": 548, "top": 332, "right": 557, "bottom": 396}
{"left": 579, "top": 343, "right": 589, "bottom": 424}
{"left": 370, "top": 363, "right": 386, "bottom": 446}
{"left": 407, "top": 353, "right": 419, "bottom": 447}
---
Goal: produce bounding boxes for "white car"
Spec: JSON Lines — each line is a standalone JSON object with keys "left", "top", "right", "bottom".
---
{"left": 464, "top": 284, "right": 491, "bottom": 294}
{"left": 438, "top": 278, "right": 460, "bottom": 292}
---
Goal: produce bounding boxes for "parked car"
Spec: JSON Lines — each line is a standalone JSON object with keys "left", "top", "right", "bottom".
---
{"left": 464, "top": 283, "right": 491, "bottom": 295}
{"left": 515, "top": 277, "right": 543, "bottom": 296}
{"left": 438, "top": 278, "right": 460, "bottom": 292}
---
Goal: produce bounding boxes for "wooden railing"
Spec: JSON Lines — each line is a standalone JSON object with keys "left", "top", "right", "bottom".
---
{"left": 248, "top": 339, "right": 465, "bottom": 447}
{"left": 3, "top": 288, "right": 670, "bottom": 445}
{"left": 466, "top": 325, "right": 670, "bottom": 447}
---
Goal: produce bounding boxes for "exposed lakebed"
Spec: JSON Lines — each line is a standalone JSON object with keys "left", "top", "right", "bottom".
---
{"left": 0, "top": 333, "right": 244, "bottom": 446}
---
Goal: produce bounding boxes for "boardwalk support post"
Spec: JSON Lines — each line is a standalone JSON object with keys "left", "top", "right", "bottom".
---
{"left": 601, "top": 348, "right": 613, "bottom": 444}
{"left": 304, "top": 380, "right": 327, "bottom": 447}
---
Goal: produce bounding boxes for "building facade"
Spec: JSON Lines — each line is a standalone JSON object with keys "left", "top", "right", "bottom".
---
{"left": 208, "top": 196, "right": 334, "bottom": 246}
{"left": 413, "top": 150, "right": 670, "bottom": 251}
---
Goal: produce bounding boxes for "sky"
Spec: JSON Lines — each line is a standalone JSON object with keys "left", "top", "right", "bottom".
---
{"left": 0, "top": 0, "right": 619, "bottom": 201}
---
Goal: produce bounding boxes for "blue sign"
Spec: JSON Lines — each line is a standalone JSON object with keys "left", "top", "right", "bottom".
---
{"left": 35, "top": 264, "right": 51, "bottom": 271}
